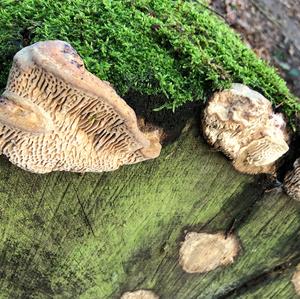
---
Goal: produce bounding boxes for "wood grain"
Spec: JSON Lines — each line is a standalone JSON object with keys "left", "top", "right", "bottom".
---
{"left": 0, "top": 121, "right": 299, "bottom": 298}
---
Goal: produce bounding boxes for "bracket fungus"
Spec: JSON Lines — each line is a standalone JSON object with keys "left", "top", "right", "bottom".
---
{"left": 121, "top": 290, "right": 159, "bottom": 299}
{"left": 202, "top": 84, "right": 289, "bottom": 174}
{"left": 284, "top": 158, "right": 300, "bottom": 201}
{"left": 178, "top": 232, "right": 240, "bottom": 274}
{"left": 0, "top": 40, "right": 161, "bottom": 173}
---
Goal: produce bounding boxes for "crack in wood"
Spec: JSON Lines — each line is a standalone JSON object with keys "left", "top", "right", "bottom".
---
{"left": 217, "top": 254, "right": 300, "bottom": 298}
{"left": 72, "top": 184, "right": 96, "bottom": 237}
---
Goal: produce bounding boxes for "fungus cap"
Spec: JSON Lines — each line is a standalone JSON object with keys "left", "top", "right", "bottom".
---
{"left": 202, "top": 83, "right": 289, "bottom": 174}
{"left": 0, "top": 40, "right": 161, "bottom": 173}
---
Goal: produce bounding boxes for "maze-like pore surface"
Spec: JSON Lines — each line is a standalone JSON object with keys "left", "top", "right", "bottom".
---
{"left": 0, "top": 41, "right": 161, "bottom": 173}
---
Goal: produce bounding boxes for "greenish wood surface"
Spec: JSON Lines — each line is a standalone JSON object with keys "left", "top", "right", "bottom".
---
{"left": 0, "top": 121, "right": 300, "bottom": 299}
{"left": 235, "top": 273, "right": 296, "bottom": 299}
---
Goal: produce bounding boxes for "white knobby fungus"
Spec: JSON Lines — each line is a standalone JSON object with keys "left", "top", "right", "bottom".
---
{"left": 202, "top": 83, "right": 289, "bottom": 174}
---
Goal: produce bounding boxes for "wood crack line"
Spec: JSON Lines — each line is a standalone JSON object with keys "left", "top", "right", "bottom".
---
{"left": 217, "top": 254, "right": 300, "bottom": 298}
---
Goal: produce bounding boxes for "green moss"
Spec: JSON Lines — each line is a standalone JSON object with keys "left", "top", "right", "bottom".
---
{"left": 0, "top": 0, "right": 299, "bottom": 119}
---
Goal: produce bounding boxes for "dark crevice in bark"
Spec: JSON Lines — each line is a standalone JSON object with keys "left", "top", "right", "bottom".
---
{"left": 124, "top": 92, "right": 203, "bottom": 146}
{"left": 277, "top": 124, "right": 300, "bottom": 183}
{"left": 217, "top": 254, "right": 300, "bottom": 298}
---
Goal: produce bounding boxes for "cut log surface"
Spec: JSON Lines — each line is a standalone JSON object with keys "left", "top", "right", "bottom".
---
{"left": 0, "top": 121, "right": 300, "bottom": 298}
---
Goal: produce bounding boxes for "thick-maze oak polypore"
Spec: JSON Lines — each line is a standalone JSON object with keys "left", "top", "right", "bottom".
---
{"left": 202, "top": 84, "right": 289, "bottom": 174}
{"left": 0, "top": 40, "right": 161, "bottom": 173}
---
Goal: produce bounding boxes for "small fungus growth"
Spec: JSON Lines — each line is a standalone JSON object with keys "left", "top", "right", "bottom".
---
{"left": 121, "top": 289, "right": 159, "bottom": 299}
{"left": 292, "top": 265, "right": 300, "bottom": 295}
{"left": 284, "top": 158, "right": 300, "bottom": 201}
{"left": 202, "top": 83, "right": 289, "bottom": 174}
{"left": 179, "top": 232, "right": 240, "bottom": 274}
{"left": 0, "top": 40, "right": 161, "bottom": 173}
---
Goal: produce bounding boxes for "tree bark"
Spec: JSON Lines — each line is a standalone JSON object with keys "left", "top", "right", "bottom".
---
{"left": 0, "top": 119, "right": 299, "bottom": 298}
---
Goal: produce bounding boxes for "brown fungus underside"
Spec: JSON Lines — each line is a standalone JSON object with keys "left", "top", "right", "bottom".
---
{"left": 178, "top": 232, "right": 240, "bottom": 274}
{"left": 0, "top": 40, "right": 161, "bottom": 173}
{"left": 202, "top": 84, "right": 289, "bottom": 174}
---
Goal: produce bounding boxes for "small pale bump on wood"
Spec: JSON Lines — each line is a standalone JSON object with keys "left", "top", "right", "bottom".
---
{"left": 292, "top": 265, "right": 300, "bottom": 295}
{"left": 120, "top": 289, "right": 159, "bottom": 299}
{"left": 178, "top": 232, "right": 240, "bottom": 274}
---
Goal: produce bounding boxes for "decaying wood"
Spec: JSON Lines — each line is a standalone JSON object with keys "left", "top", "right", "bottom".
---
{"left": 0, "top": 112, "right": 300, "bottom": 298}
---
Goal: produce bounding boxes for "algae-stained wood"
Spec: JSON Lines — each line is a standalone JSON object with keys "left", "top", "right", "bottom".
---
{"left": 235, "top": 273, "right": 297, "bottom": 299}
{"left": 0, "top": 122, "right": 300, "bottom": 298}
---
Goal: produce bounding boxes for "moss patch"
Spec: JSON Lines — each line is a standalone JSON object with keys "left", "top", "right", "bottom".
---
{"left": 0, "top": 0, "right": 299, "bottom": 120}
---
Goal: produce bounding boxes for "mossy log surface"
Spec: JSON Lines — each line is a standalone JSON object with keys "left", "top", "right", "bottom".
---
{"left": 0, "top": 118, "right": 300, "bottom": 298}
{"left": 1, "top": 1, "right": 300, "bottom": 298}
